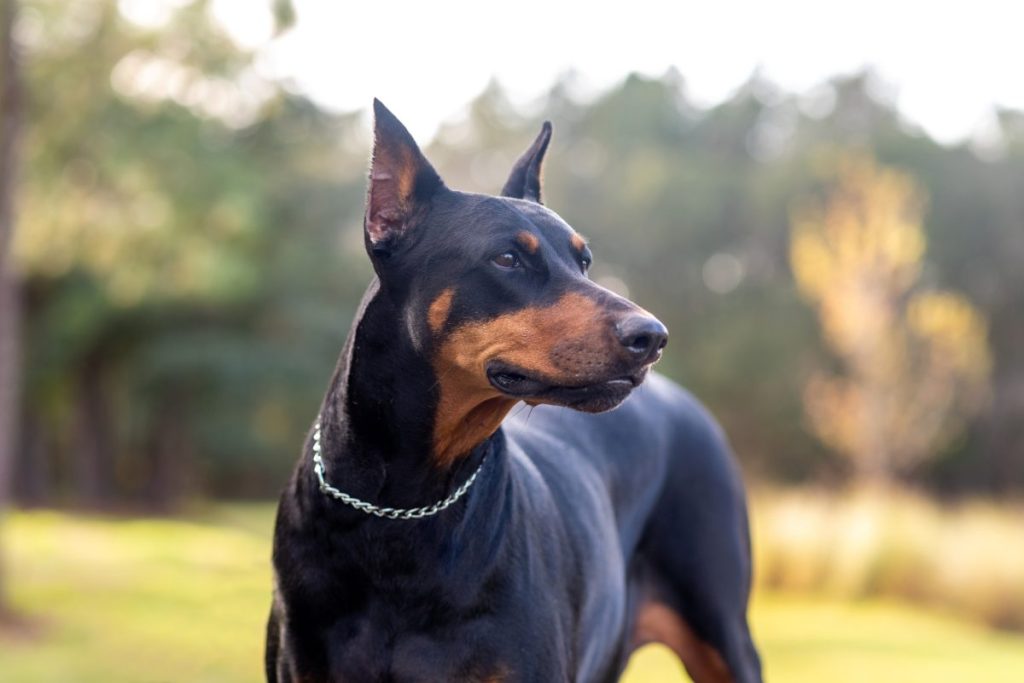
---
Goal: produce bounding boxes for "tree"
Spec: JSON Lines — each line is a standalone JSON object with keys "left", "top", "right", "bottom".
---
{"left": 0, "top": 0, "right": 23, "bottom": 622}
{"left": 790, "top": 154, "right": 991, "bottom": 484}
{"left": 12, "top": 0, "right": 367, "bottom": 507}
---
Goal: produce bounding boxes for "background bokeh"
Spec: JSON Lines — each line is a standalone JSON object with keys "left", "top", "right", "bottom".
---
{"left": 1, "top": 1, "right": 1023, "bottom": 681}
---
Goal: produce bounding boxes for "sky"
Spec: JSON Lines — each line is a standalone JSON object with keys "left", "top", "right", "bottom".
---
{"left": 128, "top": 0, "right": 1023, "bottom": 145}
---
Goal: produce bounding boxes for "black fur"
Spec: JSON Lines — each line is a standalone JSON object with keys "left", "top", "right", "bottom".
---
{"left": 501, "top": 121, "right": 551, "bottom": 203}
{"left": 267, "top": 101, "right": 762, "bottom": 682}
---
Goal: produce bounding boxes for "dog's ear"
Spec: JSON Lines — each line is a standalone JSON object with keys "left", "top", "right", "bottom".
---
{"left": 501, "top": 122, "right": 552, "bottom": 204}
{"left": 365, "top": 99, "right": 444, "bottom": 254}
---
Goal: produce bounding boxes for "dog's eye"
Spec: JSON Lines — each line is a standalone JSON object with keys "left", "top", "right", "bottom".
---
{"left": 581, "top": 257, "right": 592, "bottom": 274}
{"left": 491, "top": 252, "right": 521, "bottom": 270}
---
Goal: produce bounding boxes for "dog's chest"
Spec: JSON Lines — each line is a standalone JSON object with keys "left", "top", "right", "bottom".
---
{"left": 298, "top": 609, "right": 545, "bottom": 683}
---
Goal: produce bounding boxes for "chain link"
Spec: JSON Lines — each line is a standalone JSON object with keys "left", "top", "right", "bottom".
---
{"left": 311, "top": 421, "right": 488, "bottom": 520}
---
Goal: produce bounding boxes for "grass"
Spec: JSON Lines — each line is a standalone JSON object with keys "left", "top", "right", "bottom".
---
{"left": 3, "top": 503, "right": 1024, "bottom": 682}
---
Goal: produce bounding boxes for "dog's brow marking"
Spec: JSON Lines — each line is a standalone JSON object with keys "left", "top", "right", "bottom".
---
{"left": 517, "top": 231, "right": 540, "bottom": 254}
{"left": 429, "top": 288, "right": 455, "bottom": 334}
{"left": 570, "top": 233, "right": 587, "bottom": 252}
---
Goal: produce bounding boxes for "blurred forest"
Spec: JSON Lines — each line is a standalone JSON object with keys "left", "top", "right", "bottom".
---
{"left": 4, "top": 0, "right": 1024, "bottom": 512}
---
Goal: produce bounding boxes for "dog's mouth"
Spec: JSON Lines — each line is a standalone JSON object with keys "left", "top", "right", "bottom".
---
{"left": 486, "top": 361, "right": 647, "bottom": 413}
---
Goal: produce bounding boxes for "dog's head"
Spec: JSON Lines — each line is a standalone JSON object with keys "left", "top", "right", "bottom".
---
{"left": 363, "top": 100, "right": 668, "bottom": 462}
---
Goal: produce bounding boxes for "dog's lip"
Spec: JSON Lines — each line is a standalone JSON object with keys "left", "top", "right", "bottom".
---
{"left": 486, "top": 362, "right": 642, "bottom": 398}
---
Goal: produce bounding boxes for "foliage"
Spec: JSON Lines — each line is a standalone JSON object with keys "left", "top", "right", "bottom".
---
{"left": 790, "top": 155, "right": 991, "bottom": 481}
{"left": 9, "top": 2, "right": 1024, "bottom": 504}
{"left": 14, "top": 0, "right": 370, "bottom": 505}
{"left": 754, "top": 486, "right": 1024, "bottom": 631}
{"left": 5, "top": 505, "right": 1024, "bottom": 682}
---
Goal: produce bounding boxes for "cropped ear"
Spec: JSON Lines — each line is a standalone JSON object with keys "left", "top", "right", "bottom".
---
{"left": 501, "top": 121, "right": 552, "bottom": 204}
{"left": 365, "top": 99, "right": 444, "bottom": 253}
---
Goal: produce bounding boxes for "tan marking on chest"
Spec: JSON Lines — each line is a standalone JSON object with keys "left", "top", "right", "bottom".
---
{"left": 474, "top": 664, "right": 510, "bottom": 682}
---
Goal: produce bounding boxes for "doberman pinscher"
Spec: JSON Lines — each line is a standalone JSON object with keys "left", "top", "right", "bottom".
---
{"left": 266, "top": 100, "right": 762, "bottom": 683}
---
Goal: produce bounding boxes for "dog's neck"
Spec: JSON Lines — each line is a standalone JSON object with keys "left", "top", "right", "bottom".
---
{"left": 314, "top": 279, "right": 494, "bottom": 512}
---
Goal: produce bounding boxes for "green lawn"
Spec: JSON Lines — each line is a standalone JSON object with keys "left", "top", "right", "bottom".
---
{"left": 3, "top": 505, "right": 1023, "bottom": 682}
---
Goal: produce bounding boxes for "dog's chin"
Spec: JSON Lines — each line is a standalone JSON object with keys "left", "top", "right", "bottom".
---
{"left": 486, "top": 363, "right": 649, "bottom": 413}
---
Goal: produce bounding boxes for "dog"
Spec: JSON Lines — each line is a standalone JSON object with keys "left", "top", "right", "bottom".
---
{"left": 266, "top": 99, "right": 762, "bottom": 683}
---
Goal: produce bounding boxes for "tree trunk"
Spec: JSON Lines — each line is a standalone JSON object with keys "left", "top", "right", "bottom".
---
{"left": 13, "top": 410, "right": 49, "bottom": 506}
{"left": 73, "top": 355, "right": 116, "bottom": 508}
{"left": 0, "top": 0, "right": 24, "bottom": 621}
{"left": 147, "top": 395, "right": 189, "bottom": 513}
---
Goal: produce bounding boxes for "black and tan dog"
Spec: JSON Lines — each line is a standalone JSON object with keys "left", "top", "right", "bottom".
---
{"left": 266, "top": 100, "right": 762, "bottom": 683}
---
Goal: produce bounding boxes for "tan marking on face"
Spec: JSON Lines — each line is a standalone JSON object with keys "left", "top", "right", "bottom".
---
{"left": 633, "top": 602, "right": 735, "bottom": 683}
{"left": 570, "top": 233, "right": 587, "bottom": 252}
{"left": 442, "top": 292, "right": 611, "bottom": 380}
{"left": 431, "top": 292, "right": 621, "bottom": 465}
{"left": 516, "top": 231, "right": 540, "bottom": 254}
{"left": 428, "top": 288, "right": 454, "bottom": 334}
{"left": 433, "top": 394, "right": 516, "bottom": 469}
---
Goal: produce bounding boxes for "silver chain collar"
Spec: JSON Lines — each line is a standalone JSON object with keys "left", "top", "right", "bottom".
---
{"left": 311, "top": 421, "right": 489, "bottom": 520}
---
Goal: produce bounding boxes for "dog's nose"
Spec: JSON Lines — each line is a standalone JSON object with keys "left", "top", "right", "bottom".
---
{"left": 615, "top": 315, "right": 668, "bottom": 364}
